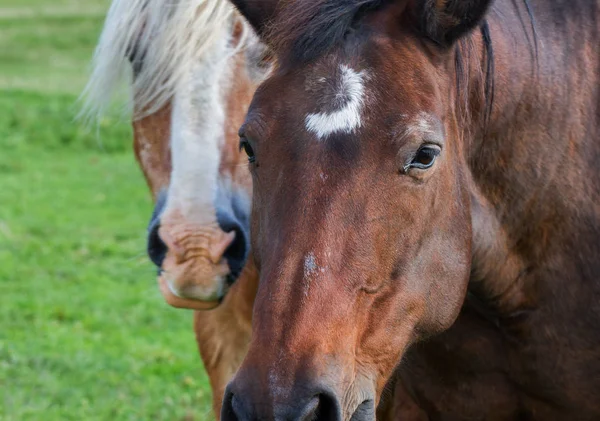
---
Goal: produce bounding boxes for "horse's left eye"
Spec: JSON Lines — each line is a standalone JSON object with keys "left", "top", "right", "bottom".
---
{"left": 409, "top": 146, "right": 440, "bottom": 170}
{"left": 239, "top": 139, "right": 256, "bottom": 163}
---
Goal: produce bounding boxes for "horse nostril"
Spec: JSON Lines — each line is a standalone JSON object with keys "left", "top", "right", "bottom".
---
{"left": 147, "top": 190, "right": 168, "bottom": 269}
{"left": 349, "top": 399, "right": 375, "bottom": 421}
{"left": 215, "top": 188, "right": 251, "bottom": 282}
{"left": 298, "top": 396, "right": 320, "bottom": 421}
{"left": 223, "top": 226, "right": 248, "bottom": 277}
{"left": 312, "top": 392, "right": 342, "bottom": 421}
{"left": 221, "top": 391, "right": 241, "bottom": 421}
{"left": 147, "top": 221, "right": 167, "bottom": 268}
{"left": 216, "top": 212, "right": 249, "bottom": 281}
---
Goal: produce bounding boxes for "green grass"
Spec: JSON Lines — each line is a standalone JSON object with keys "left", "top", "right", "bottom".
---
{"left": 0, "top": 2, "right": 214, "bottom": 420}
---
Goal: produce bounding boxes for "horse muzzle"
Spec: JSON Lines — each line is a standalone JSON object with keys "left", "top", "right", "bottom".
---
{"left": 146, "top": 190, "right": 250, "bottom": 310}
{"left": 221, "top": 367, "right": 376, "bottom": 421}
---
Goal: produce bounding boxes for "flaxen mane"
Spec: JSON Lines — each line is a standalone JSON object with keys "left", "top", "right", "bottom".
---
{"left": 81, "top": 0, "right": 249, "bottom": 120}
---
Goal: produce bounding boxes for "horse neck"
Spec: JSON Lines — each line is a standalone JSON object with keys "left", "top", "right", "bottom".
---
{"left": 461, "top": 0, "right": 600, "bottom": 314}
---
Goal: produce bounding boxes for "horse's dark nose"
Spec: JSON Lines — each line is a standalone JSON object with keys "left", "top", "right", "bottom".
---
{"left": 215, "top": 190, "right": 250, "bottom": 282}
{"left": 147, "top": 219, "right": 167, "bottom": 267}
{"left": 221, "top": 385, "right": 342, "bottom": 421}
{"left": 216, "top": 210, "right": 248, "bottom": 281}
{"left": 147, "top": 190, "right": 168, "bottom": 268}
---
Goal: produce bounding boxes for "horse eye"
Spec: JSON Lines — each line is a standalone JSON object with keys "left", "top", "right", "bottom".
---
{"left": 409, "top": 146, "right": 440, "bottom": 170}
{"left": 239, "top": 138, "right": 256, "bottom": 163}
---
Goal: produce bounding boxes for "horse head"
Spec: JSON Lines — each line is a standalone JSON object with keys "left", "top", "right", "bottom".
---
{"left": 84, "top": 0, "right": 270, "bottom": 309}
{"left": 222, "top": 0, "right": 493, "bottom": 419}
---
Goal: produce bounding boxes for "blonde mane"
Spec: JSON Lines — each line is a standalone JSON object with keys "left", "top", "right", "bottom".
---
{"left": 81, "top": 0, "right": 247, "bottom": 120}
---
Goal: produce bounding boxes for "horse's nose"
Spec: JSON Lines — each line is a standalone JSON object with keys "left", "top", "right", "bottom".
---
{"left": 216, "top": 201, "right": 249, "bottom": 282}
{"left": 147, "top": 219, "right": 167, "bottom": 267}
{"left": 216, "top": 211, "right": 248, "bottom": 282}
{"left": 147, "top": 190, "right": 168, "bottom": 268}
{"left": 221, "top": 385, "right": 342, "bottom": 421}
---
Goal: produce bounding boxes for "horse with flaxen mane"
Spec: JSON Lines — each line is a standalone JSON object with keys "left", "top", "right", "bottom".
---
{"left": 82, "top": 0, "right": 268, "bottom": 416}
{"left": 221, "top": 0, "right": 600, "bottom": 419}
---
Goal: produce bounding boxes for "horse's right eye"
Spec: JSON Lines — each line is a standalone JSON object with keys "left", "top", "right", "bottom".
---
{"left": 239, "top": 138, "right": 256, "bottom": 163}
{"left": 408, "top": 146, "right": 440, "bottom": 170}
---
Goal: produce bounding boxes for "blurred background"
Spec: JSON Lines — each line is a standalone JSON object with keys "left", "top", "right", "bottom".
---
{"left": 0, "top": 0, "right": 214, "bottom": 419}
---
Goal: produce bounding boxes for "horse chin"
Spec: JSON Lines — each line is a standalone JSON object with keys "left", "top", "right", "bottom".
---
{"left": 158, "top": 275, "right": 226, "bottom": 310}
{"left": 157, "top": 256, "right": 232, "bottom": 310}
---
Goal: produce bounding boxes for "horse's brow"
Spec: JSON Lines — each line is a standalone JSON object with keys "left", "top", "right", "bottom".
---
{"left": 396, "top": 113, "right": 444, "bottom": 144}
{"left": 241, "top": 112, "right": 269, "bottom": 140}
{"left": 305, "top": 64, "right": 367, "bottom": 140}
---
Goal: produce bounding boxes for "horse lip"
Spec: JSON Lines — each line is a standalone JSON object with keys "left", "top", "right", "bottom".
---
{"left": 157, "top": 274, "right": 224, "bottom": 310}
{"left": 162, "top": 273, "right": 228, "bottom": 303}
{"left": 170, "top": 278, "right": 226, "bottom": 301}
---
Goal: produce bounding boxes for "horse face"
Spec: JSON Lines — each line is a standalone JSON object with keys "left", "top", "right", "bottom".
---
{"left": 224, "top": 0, "right": 491, "bottom": 419}
{"left": 133, "top": 22, "right": 268, "bottom": 309}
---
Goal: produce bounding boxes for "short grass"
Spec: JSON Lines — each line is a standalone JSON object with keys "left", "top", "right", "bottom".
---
{"left": 0, "top": 2, "right": 214, "bottom": 420}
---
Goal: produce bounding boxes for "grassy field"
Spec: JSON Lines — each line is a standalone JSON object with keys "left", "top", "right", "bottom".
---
{"left": 0, "top": 1, "right": 214, "bottom": 419}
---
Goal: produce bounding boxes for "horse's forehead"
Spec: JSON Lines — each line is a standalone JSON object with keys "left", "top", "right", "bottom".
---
{"left": 253, "top": 61, "right": 369, "bottom": 141}
{"left": 252, "top": 55, "right": 440, "bottom": 145}
{"left": 302, "top": 63, "right": 368, "bottom": 140}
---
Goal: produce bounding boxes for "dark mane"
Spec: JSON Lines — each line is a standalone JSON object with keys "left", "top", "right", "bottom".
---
{"left": 270, "top": 0, "right": 536, "bottom": 67}
{"left": 270, "top": 0, "right": 538, "bottom": 130}
{"left": 455, "top": 0, "right": 538, "bottom": 129}
{"left": 269, "top": 0, "right": 385, "bottom": 65}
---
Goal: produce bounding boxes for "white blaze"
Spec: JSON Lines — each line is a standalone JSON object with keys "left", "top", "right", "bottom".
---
{"left": 163, "top": 27, "right": 231, "bottom": 224}
{"left": 305, "top": 64, "right": 366, "bottom": 139}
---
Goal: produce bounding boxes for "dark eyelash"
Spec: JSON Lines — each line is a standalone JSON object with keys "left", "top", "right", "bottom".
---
{"left": 403, "top": 146, "right": 440, "bottom": 172}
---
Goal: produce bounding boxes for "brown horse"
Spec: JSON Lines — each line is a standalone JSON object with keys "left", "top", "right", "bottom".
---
{"left": 222, "top": 0, "right": 600, "bottom": 420}
{"left": 82, "top": 0, "right": 267, "bottom": 416}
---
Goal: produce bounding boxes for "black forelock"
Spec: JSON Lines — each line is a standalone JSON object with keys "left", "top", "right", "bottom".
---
{"left": 270, "top": 0, "right": 387, "bottom": 65}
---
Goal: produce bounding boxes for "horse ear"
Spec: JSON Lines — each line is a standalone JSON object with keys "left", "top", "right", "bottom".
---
{"left": 230, "top": 0, "right": 278, "bottom": 36}
{"left": 416, "top": 0, "right": 493, "bottom": 46}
